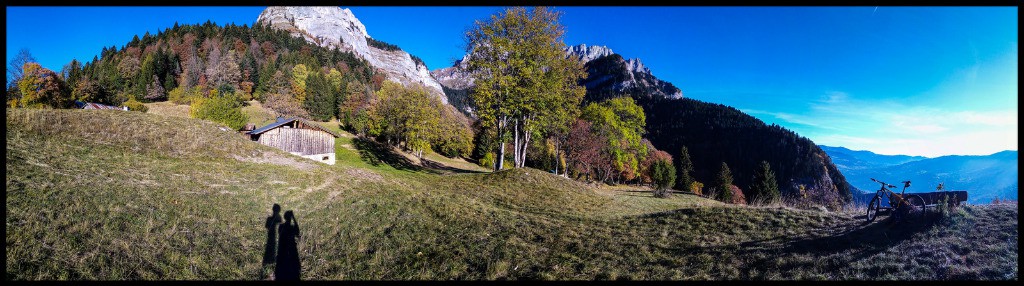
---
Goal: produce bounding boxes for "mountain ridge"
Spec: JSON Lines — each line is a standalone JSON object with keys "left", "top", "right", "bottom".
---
{"left": 818, "top": 145, "right": 928, "bottom": 171}
{"left": 430, "top": 43, "right": 683, "bottom": 114}
{"left": 821, "top": 146, "right": 1018, "bottom": 203}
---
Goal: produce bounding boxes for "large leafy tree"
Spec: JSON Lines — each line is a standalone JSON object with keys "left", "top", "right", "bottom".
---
{"left": 179, "top": 47, "right": 203, "bottom": 90}
{"left": 580, "top": 97, "right": 648, "bottom": 183}
{"left": 210, "top": 49, "right": 242, "bottom": 90}
{"left": 373, "top": 81, "right": 442, "bottom": 159}
{"left": 432, "top": 106, "right": 474, "bottom": 158}
{"left": 465, "top": 6, "right": 585, "bottom": 171}
{"left": 17, "top": 63, "right": 72, "bottom": 109}
{"left": 325, "top": 68, "right": 345, "bottom": 118}
{"left": 145, "top": 75, "right": 167, "bottom": 101}
{"left": 290, "top": 64, "right": 309, "bottom": 103}
{"left": 73, "top": 79, "right": 113, "bottom": 105}
{"left": 564, "top": 119, "right": 614, "bottom": 182}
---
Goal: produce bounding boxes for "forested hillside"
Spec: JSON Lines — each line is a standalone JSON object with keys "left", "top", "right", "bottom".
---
{"left": 9, "top": 20, "right": 380, "bottom": 120}
{"left": 635, "top": 96, "right": 851, "bottom": 209}
{"left": 567, "top": 53, "right": 853, "bottom": 209}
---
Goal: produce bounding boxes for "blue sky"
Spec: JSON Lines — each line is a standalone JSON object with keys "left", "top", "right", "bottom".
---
{"left": 6, "top": 6, "right": 1018, "bottom": 157}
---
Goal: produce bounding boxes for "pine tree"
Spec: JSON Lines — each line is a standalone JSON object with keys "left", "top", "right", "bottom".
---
{"left": 715, "top": 162, "right": 734, "bottom": 203}
{"left": 60, "top": 59, "right": 83, "bottom": 91}
{"left": 650, "top": 159, "right": 676, "bottom": 191}
{"left": 675, "top": 145, "right": 694, "bottom": 192}
{"left": 302, "top": 71, "right": 334, "bottom": 121}
{"left": 750, "top": 160, "right": 780, "bottom": 205}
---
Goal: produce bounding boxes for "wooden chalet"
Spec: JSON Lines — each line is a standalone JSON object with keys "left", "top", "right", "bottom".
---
{"left": 246, "top": 117, "right": 341, "bottom": 165}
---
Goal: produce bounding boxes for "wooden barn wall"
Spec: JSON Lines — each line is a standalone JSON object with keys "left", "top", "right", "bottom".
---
{"left": 256, "top": 127, "right": 334, "bottom": 155}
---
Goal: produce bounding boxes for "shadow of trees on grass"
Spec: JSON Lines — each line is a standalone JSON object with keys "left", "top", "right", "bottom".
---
{"left": 352, "top": 136, "right": 486, "bottom": 174}
{"left": 352, "top": 137, "right": 423, "bottom": 171}
{"left": 420, "top": 157, "right": 488, "bottom": 174}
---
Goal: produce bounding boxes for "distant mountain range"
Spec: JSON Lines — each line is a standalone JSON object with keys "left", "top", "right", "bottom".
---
{"left": 821, "top": 146, "right": 1018, "bottom": 204}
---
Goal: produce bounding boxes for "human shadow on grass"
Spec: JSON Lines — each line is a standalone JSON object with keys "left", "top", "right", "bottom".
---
{"left": 275, "top": 210, "right": 302, "bottom": 281}
{"left": 260, "top": 204, "right": 283, "bottom": 280}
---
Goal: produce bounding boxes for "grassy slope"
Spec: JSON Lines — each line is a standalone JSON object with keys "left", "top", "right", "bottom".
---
{"left": 6, "top": 108, "right": 1018, "bottom": 280}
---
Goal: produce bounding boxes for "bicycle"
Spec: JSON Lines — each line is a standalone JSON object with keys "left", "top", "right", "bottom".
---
{"left": 865, "top": 178, "right": 926, "bottom": 222}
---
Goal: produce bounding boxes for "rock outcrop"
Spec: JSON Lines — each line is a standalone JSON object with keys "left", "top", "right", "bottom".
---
{"left": 431, "top": 43, "right": 683, "bottom": 113}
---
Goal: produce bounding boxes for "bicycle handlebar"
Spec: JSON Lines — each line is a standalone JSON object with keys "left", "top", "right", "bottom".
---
{"left": 870, "top": 178, "right": 896, "bottom": 189}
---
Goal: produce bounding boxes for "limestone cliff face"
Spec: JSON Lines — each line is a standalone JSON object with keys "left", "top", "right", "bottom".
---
{"left": 257, "top": 6, "right": 446, "bottom": 103}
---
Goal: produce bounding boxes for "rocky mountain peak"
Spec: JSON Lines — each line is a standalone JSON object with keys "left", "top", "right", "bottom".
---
{"left": 565, "top": 44, "right": 615, "bottom": 63}
{"left": 257, "top": 6, "right": 447, "bottom": 103}
{"left": 625, "top": 58, "right": 650, "bottom": 74}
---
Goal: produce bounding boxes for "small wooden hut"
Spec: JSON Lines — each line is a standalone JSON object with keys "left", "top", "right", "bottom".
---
{"left": 246, "top": 117, "right": 341, "bottom": 165}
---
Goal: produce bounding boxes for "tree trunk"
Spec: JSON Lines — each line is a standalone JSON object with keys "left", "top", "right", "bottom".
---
{"left": 520, "top": 130, "right": 530, "bottom": 168}
{"left": 513, "top": 118, "right": 521, "bottom": 168}
{"left": 495, "top": 115, "right": 506, "bottom": 172}
{"left": 513, "top": 115, "right": 533, "bottom": 169}
{"left": 553, "top": 145, "right": 559, "bottom": 175}
{"left": 496, "top": 141, "right": 505, "bottom": 171}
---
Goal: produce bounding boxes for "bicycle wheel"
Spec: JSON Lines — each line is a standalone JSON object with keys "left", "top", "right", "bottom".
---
{"left": 905, "top": 194, "right": 927, "bottom": 220}
{"left": 866, "top": 196, "right": 881, "bottom": 222}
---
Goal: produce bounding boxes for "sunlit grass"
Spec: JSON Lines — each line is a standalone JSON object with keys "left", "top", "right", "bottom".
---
{"left": 6, "top": 108, "right": 1017, "bottom": 280}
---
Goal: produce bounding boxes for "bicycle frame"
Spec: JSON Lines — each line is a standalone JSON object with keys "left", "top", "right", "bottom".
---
{"left": 872, "top": 178, "right": 912, "bottom": 209}
{"left": 865, "top": 178, "right": 928, "bottom": 222}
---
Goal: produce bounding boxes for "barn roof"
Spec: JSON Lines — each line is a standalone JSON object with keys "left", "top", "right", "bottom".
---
{"left": 247, "top": 117, "right": 341, "bottom": 138}
{"left": 75, "top": 101, "right": 126, "bottom": 110}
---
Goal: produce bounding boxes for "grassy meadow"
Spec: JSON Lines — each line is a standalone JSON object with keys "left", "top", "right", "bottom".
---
{"left": 5, "top": 107, "right": 1018, "bottom": 280}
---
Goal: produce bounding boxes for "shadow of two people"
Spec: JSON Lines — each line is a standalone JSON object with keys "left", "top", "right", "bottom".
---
{"left": 262, "top": 203, "right": 301, "bottom": 281}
